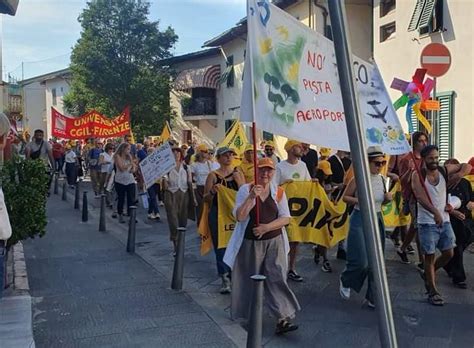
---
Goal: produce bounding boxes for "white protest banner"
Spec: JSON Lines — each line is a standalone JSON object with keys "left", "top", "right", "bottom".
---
{"left": 139, "top": 142, "right": 176, "bottom": 189}
{"left": 245, "top": 0, "right": 410, "bottom": 155}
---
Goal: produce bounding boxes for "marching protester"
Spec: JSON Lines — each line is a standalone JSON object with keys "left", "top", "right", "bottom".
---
{"left": 411, "top": 145, "right": 471, "bottom": 305}
{"left": 163, "top": 144, "right": 192, "bottom": 254}
{"left": 339, "top": 146, "right": 393, "bottom": 308}
{"left": 113, "top": 142, "right": 137, "bottom": 223}
{"left": 88, "top": 140, "right": 104, "bottom": 197}
{"left": 73, "top": 140, "right": 84, "bottom": 179}
{"left": 191, "top": 146, "right": 218, "bottom": 225}
{"left": 52, "top": 139, "right": 65, "bottom": 175}
{"left": 99, "top": 143, "right": 115, "bottom": 206}
{"left": 145, "top": 146, "right": 161, "bottom": 221}
{"left": 443, "top": 158, "right": 474, "bottom": 289}
{"left": 313, "top": 160, "right": 334, "bottom": 272}
{"left": 64, "top": 145, "right": 78, "bottom": 187}
{"left": 204, "top": 147, "right": 244, "bottom": 294}
{"left": 396, "top": 131, "right": 429, "bottom": 266}
{"left": 319, "top": 147, "right": 331, "bottom": 161}
{"left": 25, "top": 129, "right": 55, "bottom": 194}
{"left": 224, "top": 157, "right": 300, "bottom": 335}
{"left": 301, "top": 143, "right": 319, "bottom": 179}
{"left": 236, "top": 144, "right": 255, "bottom": 184}
{"left": 263, "top": 140, "right": 280, "bottom": 166}
{"left": 274, "top": 140, "right": 311, "bottom": 282}
{"left": 328, "top": 149, "right": 351, "bottom": 260}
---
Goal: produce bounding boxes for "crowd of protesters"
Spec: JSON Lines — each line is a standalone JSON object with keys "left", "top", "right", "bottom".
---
{"left": 7, "top": 126, "right": 473, "bottom": 335}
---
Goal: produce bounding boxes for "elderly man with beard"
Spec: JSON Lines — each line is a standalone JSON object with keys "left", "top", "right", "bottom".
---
{"left": 411, "top": 145, "right": 471, "bottom": 306}
{"left": 274, "top": 140, "right": 311, "bottom": 282}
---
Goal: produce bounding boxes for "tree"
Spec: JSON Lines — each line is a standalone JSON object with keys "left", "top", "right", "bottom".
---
{"left": 64, "top": 0, "right": 178, "bottom": 140}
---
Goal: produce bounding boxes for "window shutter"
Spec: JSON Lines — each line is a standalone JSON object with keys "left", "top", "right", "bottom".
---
{"left": 407, "top": 0, "right": 426, "bottom": 32}
{"left": 418, "top": 0, "right": 437, "bottom": 31}
{"left": 436, "top": 92, "right": 454, "bottom": 163}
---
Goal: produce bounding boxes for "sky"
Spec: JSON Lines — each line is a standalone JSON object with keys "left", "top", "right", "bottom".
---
{"left": 2, "top": 0, "right": 247, "bottom": 81}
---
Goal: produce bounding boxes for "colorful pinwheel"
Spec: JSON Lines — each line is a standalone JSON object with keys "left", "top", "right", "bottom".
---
{"left": 390, "top": 68, "right": 440, "bottom": 134}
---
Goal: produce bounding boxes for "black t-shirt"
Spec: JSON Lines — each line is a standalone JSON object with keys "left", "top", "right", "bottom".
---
{"left": 301, "top": 148, "right": 319, "bottom": 178}
{"left": 328, "top": 155, "right": 345, "bottom": 184}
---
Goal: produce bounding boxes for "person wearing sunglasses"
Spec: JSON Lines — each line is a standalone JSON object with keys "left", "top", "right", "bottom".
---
{"left": 339, "top": 146, "right": 393, "bottom": 308}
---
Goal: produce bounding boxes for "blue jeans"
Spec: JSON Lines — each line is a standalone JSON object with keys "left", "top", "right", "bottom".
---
{"left": 418, "top": 222, "right": 456, "bottom": 255}
{"left": 147, "top": 184, "right": 160, "bottom": 215}
{"left": 341, "top": 210, "right": 385, "bottom": 303}
{"left": 209, "top": 204, "right": 231, "bottom": 276}
{"left": 0, "top": 241, "right": 5, "bottom": 299}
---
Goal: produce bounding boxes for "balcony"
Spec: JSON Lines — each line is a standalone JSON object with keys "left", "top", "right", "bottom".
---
{"left": 181, "top": 97, "right": 218, "bottom": 120}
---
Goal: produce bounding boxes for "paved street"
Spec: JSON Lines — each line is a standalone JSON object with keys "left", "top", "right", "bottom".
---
{"left": 23, "top": 181, "right": 474, "bottom": 347}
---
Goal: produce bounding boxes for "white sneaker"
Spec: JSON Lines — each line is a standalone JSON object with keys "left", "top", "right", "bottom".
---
{"left": 339, "top": 279, "right": 351, "bottom": 300}
{"left": 147, "top": 213, "right": 156, "bottom": 219}
{"left": 159, "top": 201, "right": 164, "bottom": 207}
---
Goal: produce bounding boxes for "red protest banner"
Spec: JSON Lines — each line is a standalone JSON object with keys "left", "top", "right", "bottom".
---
{"left": 51, "top": 107, "right": 131, "bottom": 139}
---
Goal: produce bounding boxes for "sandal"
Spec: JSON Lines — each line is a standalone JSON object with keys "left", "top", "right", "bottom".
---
{"left": 428, "top": 293, "right": 444, "bottom": 306}
{"left": 275, "top": 319, "right": 298, "bottom": 335}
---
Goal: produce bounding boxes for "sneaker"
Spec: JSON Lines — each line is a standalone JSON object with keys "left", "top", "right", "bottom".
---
{"left": 417, "top": 262, "right": 424, "bottom": 271}
{"left": 454, "top": 281, "right": 468, "bottom": 289}
{"left": 147, "top": 213, "right": 156, "bottom": 220}
{"left": 321, "top": 260, "right": 332, "bottom": 273}
{"left": 396, "top": 248, "right": 410, "bottom": 264}
{"left": 288, "top": 270, "right": 303, "bottom": 282}
{"left": 111, "top": 212, "right": 118, "bottom": 218}
{"left": 336, "top": 248, "right": 346, "bottom": 260}
{"left": 339, "top": 279, "right": 350, "bottom": 300}
{"left": 406, "top": 244, "right": 415, "bottom": 254}
{"left": 118, "top": 214, "right": 125, "bottom": 224}
{"left": 364, "top": 299, "right": 375, "bottom": 309}
{"left": 275, "top": 319, "right": 298, "bottom": 335}
{"left": 155, "top": 213, "right": 161, "bottom": 221}
{"left": 159, "top": 201, "right": 165, "bottom": 207}
{"left": 220, "top": 273, "right": 231, "bottom": 294}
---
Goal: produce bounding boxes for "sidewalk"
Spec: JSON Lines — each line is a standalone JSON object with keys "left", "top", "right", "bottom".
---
{"left": 26, "top": 181, "right": 474, "bottom": 347}
{"left": 22, "top": 191, "right": 236, "bottom": 347}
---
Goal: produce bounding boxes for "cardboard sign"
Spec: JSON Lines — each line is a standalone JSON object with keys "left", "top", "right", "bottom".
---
{"left": 139, "top": 142, "right": 176, "bottom": 189}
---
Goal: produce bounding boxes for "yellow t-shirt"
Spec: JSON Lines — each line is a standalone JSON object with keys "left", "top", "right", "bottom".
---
{"left": 237, "top": 160, "right": 254, "bottom": 184}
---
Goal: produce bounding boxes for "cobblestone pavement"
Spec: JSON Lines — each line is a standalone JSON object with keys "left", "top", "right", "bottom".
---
{"left": 25, "top": 181, "right": 474, "bottom": 347}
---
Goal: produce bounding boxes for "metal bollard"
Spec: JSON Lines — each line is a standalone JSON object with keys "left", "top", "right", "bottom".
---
{"left": 74, "top": 183, "right": 80, "bottom": 209}
{"left": 54, "top": 174, "right": 59, "bottom": 194}
{"left": 171, "top": 227, "right": 187, "bottom": 291}
{"left": 246, "top": 275, "right": 266, "bottom": 348}
{"left": 126, "top": 206, "right": 137, "bottom": 253}
{"left": 99, "top": 194, "right": 106, "bottom": 232}
{"left": 61, "top": 181, "right": 67, "bottom": 201}
{"left": 82, "top": 192, "right": 88, "bottom": 222}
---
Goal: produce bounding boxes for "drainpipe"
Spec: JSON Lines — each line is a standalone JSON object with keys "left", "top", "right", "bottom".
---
{"left": 313, "top": 0, "right": 329, "bottom": 38}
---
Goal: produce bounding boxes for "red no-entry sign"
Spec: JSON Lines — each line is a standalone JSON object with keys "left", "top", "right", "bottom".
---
{"left": 420, "top": 43, "right": 451, "bottom": 77}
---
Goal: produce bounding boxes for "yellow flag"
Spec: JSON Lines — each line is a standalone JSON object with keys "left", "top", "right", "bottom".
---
{"left": 218, "top": 120, "right": 248, "bottom": 157}
{"left": 283, "top": 181, "right": 349, "bottom": 247}
{"left": 217, "top": 186, "right": 238, "bottom": 249}
{"left": 129, "top": 130, "right": 136, "bottom": 144}
{"left": 160, "top": 121, "right": 172, "bottom": 142}
{"left": 381, "top": 181, "right": 411, "bottom": 228}
{"left": 198, "top": 202, "right": 213, "bottom": 255}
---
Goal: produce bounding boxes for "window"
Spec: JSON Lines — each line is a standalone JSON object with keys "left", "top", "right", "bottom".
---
{"left": 52, "top": 88, "right": 57, "bottom": 106}
{"left": 436, "top": 91, "right": 454, "bottom": 163}
{"left": 407, "top": 0, "right": 443, "bottom": 34}
{"left": 225, "top": 119, "right": 235, "bottom": 133}
{"left": 380, "top": 0, "right": 396, "bottom": 17}
{"left": 380, "top": 22, "right": 396, "bottom": 42}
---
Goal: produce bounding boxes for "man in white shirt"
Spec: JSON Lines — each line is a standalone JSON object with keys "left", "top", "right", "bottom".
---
{"left": 274, "top": 140, "right": 311, "bottom": 282}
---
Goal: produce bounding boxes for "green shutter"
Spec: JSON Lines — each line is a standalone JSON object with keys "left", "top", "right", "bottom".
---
{"left": 436, "top": 92, "right": 454, "bottom": 163}
{"left": 417, "top": 0, "right": 436, "bottom": 30}
{"left": 407, "top": 0, "right": 426, "bottom": 32}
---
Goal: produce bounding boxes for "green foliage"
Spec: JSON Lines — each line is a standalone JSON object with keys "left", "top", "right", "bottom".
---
{"left": 264, "top": 73, "right": 299, "bottom": 117}
{"left": 64, "top": 0, "right": 178, "bottom": 140}
{"left": 0, "top": 157, "right": 49, "bottom": 247}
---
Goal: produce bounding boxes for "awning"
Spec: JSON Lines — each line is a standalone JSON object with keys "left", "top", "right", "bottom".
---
{"left": 174, "top": 65, "right": 221, "bottom": 90}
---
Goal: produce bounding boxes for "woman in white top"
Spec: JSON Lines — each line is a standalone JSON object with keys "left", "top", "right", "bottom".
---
{"left": 163, "top": 144, "right": 192, "bottom": 253}
{"left": 64, "top": 145, "right": 78, "bottom": 187}
{"left": 99, "top": 143, "right": 114, "bottom": 199}
{"left": 339, "top": 146, "right": 393, "bottom": 308}
{"left": 113, "top": 142, "right": 137, "bottom": 223}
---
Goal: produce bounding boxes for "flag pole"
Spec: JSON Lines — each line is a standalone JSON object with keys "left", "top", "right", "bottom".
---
{"left": 246, "top": 0, "right": 259, "bottom": 226}
{"left": 328, "top": 1, "right": 397, "bottom": 347}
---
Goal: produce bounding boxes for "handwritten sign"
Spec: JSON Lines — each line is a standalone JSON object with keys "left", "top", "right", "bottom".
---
{"left": 139, "top": 142, "right": 176, "bottom": 189}
{"left": 243, "top": 0, "right": 410, "bottom": 155}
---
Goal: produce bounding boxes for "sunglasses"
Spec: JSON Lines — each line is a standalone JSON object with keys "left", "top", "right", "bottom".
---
{"left": 372, "top": 160, "right": 387, "bottom": 167}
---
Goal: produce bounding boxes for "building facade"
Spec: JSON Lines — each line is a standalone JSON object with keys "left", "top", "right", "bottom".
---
{"left": 168, "top": 0, "right": 472, "bottom": 161}
{"left": 20, "top": 68, "right": 71, "bottom": 139}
